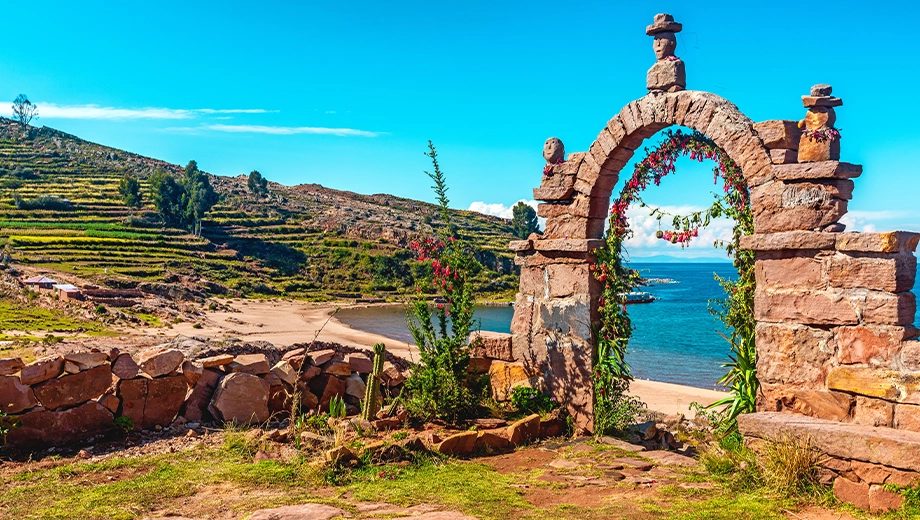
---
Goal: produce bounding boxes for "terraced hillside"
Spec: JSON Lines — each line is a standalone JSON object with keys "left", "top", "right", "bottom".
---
{"left": 0, "top": 120, "right": 519, "bottom": 300}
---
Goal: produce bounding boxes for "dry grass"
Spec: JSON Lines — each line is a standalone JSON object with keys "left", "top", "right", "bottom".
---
{"left": 757, "top": 435, "right": 823, "bottom": 497}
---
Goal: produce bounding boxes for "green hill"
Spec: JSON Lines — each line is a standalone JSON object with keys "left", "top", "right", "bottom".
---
{"left": 0, "top": 120, "right": 519, "bottom": 301}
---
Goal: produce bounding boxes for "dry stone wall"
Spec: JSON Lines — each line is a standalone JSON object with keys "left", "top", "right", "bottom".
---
{"left": 0, "top": 343, "right": 407, "bottom": 449}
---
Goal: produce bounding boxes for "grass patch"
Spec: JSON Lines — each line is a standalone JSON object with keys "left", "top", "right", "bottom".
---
{"left": 0, "top": 300, "right": 109, "bottom": 335}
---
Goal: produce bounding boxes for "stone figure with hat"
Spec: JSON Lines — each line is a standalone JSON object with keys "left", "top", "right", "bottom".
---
{"left": 797, "top": 84, "right": 843, "bottom": 162}
{"left": 646, "top": 14, "right": 686, "bottom": 93}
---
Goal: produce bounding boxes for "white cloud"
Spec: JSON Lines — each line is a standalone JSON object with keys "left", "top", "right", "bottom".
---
{"left": 621, "top": 204, "right": 734, "bottom": 258}
{"left": 839, "top": 209, "right": 916, "bottom": 233}
{"left": 203, "top": 124, "right": 381, "bottom": 137}
{"left": 468, "top": 200, "right": 538, "bottom": 219}
{"left": 21, "top": 103, "right": 275, "bottom": 120}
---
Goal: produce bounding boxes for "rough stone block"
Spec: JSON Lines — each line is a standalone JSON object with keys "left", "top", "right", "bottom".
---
{"left": 754, "top": 252, "right": 824, "bottom": 291}
{"left": 228, "top": 353, "right": 270, "bottom": 375}
{"left": 827, "top": 252, "right": 917, "bottom": 293}
{"left": 469, "top": 331, "right": 514, "bottom": 361}
{"left": 894, "top": 404, "right": 920, "bottom": 432}
{"left": 790, "top": 389, "right": 853, "bottom": 421}
{"left": 772, "top": 161, "right": 862, "bottom": 181}
{"left": 798, "top": 135, "right": 841, "bottom": 163}
{"left": 869, "top": 484, "right": 904, "bottom": 512}
{"left": 209, "top": 372, "right": 270, "bottom": 424}
{"left": 111, "top": 353, "right": 140, "bottom": 379}
{"left": 769, "top": 149, "right": 797, "bottom": 164}
{"left": 854, "top": 396, "right": 894, "bottom": 427}
{"left": 63, "top": 352, "right": 108, "bottom": 371}
{"left": 834, "top": 477, "right": 870, "bottom": 510}
{"left": 0, "top": 357, "right": 25, "bottom": 376}
{"left": 827, "top": 367, "right": 902, "bottom": 400}
{"left": 6, "top": 401, "right": 113, "bottom": 448}
{"left": 533, "top": 186, "right": 575, "bottom": 202}
{"left": 20, "top": 356, "right": 64, "bottom": 385}
{"left": 754, "top": 120, "right": 802, "bottom": 149}
{"left": 33, "top": 365, "right": 113, "bottom": 410}
{"left": 740, "top": 231, "right": 836, "bottom": 251}
{"left": 199, "top": 354, "right": 234, "bottom": 368}
{"left": 836, "top": 231, "right": 920, "bottom": 254}
{"left": 137, "top": 349, "right": 184, "bottom": 378}
{"left": 837, "top": 325, "right": 915, "bottom": 366}
{"left": 754, "top": 289, "right": 858, "bottom": 325}
{"left": 755, "top": 323, "right": 833, "bottom": 385}
{"left": 179, "top": 368, "right": 221, "bottom": 422}
{"left": 0, "top": 375, "right": 38, "bottom": 414}
{"left": 488, "top": 361, "right": 540, "bottom": 402}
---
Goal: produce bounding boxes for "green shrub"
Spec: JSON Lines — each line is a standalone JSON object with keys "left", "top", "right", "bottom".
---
{"left": 13, "top": 194, "right": 73, "bottom": 211}
{"left": 94, "top": 304, "right": 108, "bottom": 315}
{"left": 510, "top": 386, "right": 554, "bottom": 416}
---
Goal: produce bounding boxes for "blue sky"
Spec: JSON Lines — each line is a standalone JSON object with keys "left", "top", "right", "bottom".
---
{"left": 4, "top": 1, "right": 919, "bottom": 258}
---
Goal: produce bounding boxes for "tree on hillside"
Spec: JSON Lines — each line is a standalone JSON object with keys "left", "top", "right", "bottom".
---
{"left": 511, "top": 201, "right": 539, "bottom": 238}
{"left": 118, "top": 174, "right": 143, "bottom": 208}
{"left": 149, "top": 169, "right": 186, "bottom": 228}
{"left": 248, "top": 170, "right": 269, "bottom": 196}
{"left": 148, "top": 162, "right": 218, "bottom": 234}
{"left": 12, "top": 94, "right": 38, "bottom": 129}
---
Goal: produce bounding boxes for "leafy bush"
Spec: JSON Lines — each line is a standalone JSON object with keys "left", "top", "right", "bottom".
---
{"left": 118, "top": 174, "right": 142, "bottom": 207}
{"left": 510, "top": 386, "right": 555, "bottom": 416}
{"left": 593, "top": 378, "right": 648, "bottom": 435}
{"left": 404, "top": 142, "right": 486, "bottom": 423}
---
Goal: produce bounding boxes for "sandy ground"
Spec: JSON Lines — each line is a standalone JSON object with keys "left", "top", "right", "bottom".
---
{"left": 160, "top": 299, "right": 725, "bottom": 415}
{"left": 159, "top": 299, "right": 419, "bottom": 360}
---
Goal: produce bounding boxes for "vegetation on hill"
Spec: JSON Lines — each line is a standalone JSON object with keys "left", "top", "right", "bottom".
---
{"left": 0, "top": 119, "right": 519, "bottom": 301}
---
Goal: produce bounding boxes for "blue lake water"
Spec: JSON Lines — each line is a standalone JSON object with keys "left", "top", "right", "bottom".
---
{"left": 337, "top": 263, "right": 920, "bottom": 390}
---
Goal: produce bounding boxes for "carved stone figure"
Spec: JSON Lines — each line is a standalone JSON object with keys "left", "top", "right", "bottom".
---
{"left": 646, "top": 14, "right": 686, "bottom": 92}
{"left": 543, "top": 137, "right": 565, "bottom": 165}
{"left": 798, "top": 84, "right": 843, "bottom": 162}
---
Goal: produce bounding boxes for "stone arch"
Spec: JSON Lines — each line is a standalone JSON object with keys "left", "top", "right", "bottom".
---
{"left": 505, "top": 88, "right": 896, "bottom": 434}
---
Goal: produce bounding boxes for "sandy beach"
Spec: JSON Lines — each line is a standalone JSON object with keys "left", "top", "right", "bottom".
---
{"left": 161, "top": 299, "right": 725, "bottom": 416}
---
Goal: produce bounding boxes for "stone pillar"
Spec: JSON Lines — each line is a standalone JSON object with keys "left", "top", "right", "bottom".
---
{"left": 508, "top": 238, "right": 603, "bottom": 432}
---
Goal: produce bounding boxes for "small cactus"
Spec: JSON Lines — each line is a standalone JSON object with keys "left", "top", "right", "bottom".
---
{"left": 361, "top": 343, "right": 386, "bottom": 421}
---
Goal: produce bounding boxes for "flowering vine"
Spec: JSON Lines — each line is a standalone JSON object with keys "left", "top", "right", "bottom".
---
{"left": 801, "top": 127, "right": 841, "bottom": 143}
{"left": 592, "top": 129, "right": 757, "bottom": 433}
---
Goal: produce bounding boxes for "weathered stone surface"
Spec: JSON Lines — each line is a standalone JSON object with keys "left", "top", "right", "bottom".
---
{"left": 344, "top": 373, "right": 366, "bottom": 399}
{"left": 307, "top": 349, "right": 335, "bottom": 366}
{"left": 198, "top": 354, "right": 234, "bottom": 368}
{"left": 118, "top": 375, "right": 188, "bottom": 430}
{"left": 837, "top": 325, "right": 914, "bottom": 366}
{"left": 63, "top": 362, "right": 80, "bottom": 374}
{"left": 533, "top": 186, "right": 575, "bottom": 201}
{"left": 247, "top": 503, "right": 347, "bottom": 520}
{"left": 836, "top": 231, "right": 920, "bottom": 254}
{"left": 0, "top": 357, "right": 25, "bottom": 376}
{"left": 790, "top": 390, "right": 853, "bottom": 421}
{"left": 321, "top": 360, "right": 352, "bottom": 377}
{"left": 6, "top": 401, "right": 113, "bottom": 448}
{"left": 834, "top": 477, "right": 870, "bottom": 510}
{"left": 489, "top": 361, "right": 540, "bottom": 402}
{"left": 803, "top": 95, "right": 843, "bottom": 108}
{"left": 33, "top": 365, "right": 112, "bottom": 410}
{"left": 772, "top": 161, "right": 862, "bottom": 181}
{"left": 475, "top": 430, "right": 511, "bottom": 451}
{"left": 469, "top": 331, "right": 514, "bottom": 361}
{"left": 111, "top": 353, "right": 140, "bottom": 379}
{"left": 209, "top": 372, "right": 270, "bottom": 424}
{"left": 740, "top": 231, "right": 836, "bottom": 251}
{"left": 754, "top": 252, "right": 823, "bottom": 291}
{"left": 63, "top": 352, "right": 108, "bottom": 371}
{"left": 509, "top": 240, "right": 533, "bottom": 252}
{"left": 754, "top": 120, "right": 802, "bottom": 149}
{"left": 646, "top": 59, "right": 685, "bottom": 92}
{"left": 267, "top": 385, "right": 291, "bottom": 413}
{"left": 869, "top": 484, "right": 904, "bottom": 512}
{"left": 827, "top": 367, "right": 902, "bottom": 400}
{"left": 98, "top": 391, "right": 120, "bottom": 413}
{"left": 20, "top": 356, "right": 64, "bottom": 385}
{"left": 270, "top": 360, "right": 298, "bottom": 386}
{"left": 381, "top": 362, "right": 405, "bottom": 386}
{"left": 345, "top": 352, "right": 373, "bottom": 374}
{"left": 541, "top": 216, "right": 604, "bottom": 240}
{"left": 531, "top": 238, "right": 604, "bottom": 253}
{"left": 0, "top": 375, "right": 37, "bottom": 414}
{"left": 752, "top": 181, "right": 847, "bottom": 233}
{"left": 894, "top": 404, "right": 920, "bottom": 431}
{"left": 798, "top": 133, "right": 840, "bottom": 163}
{"left": 754, "top": 288, "right": 914, "bottom": 326}
{"left": 854, "top": 396, "right": 894, "bottom": 427}
{"left": 309, "top": 374, "right": 346, "bottom": 411}
{"left": 137, "top": 349, "right": 184, "bottom": 377}
{"left": 227, "top": 353, "right": 270, "bottom": 375}
{"left": 117, "top": 378, "right": 147, "bottom": 430}
{"left": 755, "top": 323, "right": 833, "bottom": 385}
{"left": 827, "top": 251, "right": 916, "bottom": 292}
{"left": 507, "top": 414, "right": 541, "bottom": 445}
{"left": 436, "top": 431, "right": 479, "bottom": 456}
{"left": 769, "top": 148, "right": 797, "bottom": 164}
{"left": 739, "top": 412, "right": 920, "bottom": 473}
{"left": 181, "top": 360, "right": 203, "bottom": 387}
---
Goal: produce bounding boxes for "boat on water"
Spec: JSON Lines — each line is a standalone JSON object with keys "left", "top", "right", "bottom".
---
{"left": 623, "top": 291, "right": 656, "bottom": 304}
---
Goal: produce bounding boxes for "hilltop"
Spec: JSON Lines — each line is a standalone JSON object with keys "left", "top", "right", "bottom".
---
{"left": 0, "top": 119, "right": 520, "bottom": 302}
